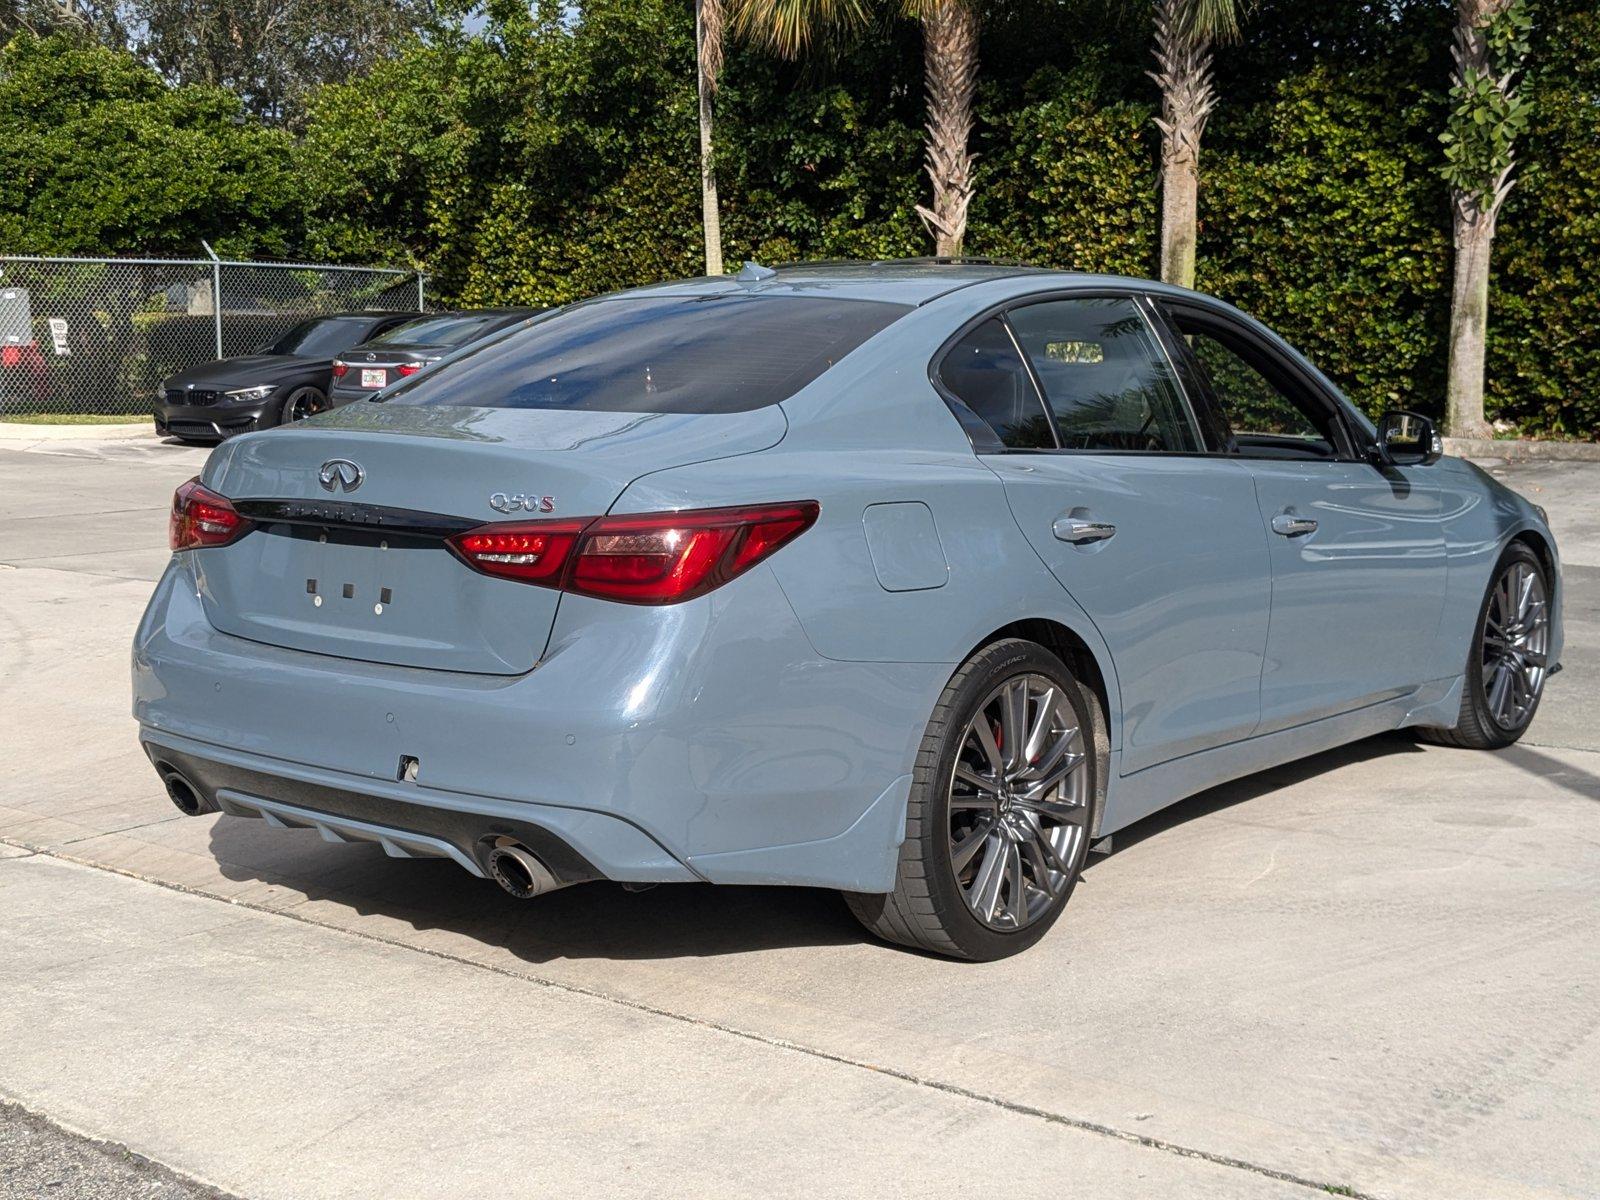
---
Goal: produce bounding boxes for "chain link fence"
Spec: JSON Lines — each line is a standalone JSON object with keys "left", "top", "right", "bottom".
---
{"left": 0, "top": 252, "right": 426, "bottom": 417}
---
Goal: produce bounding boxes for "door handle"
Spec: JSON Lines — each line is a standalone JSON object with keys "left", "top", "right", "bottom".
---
{"left": 1271, "top": 513, "right": 1318, "bottom": 538}
{"left": 1053, "top": 516, "right": 1116, "bottom": 545}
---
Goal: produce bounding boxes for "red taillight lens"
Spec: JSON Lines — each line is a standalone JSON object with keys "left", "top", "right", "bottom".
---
{"left": 447, "top": 501, "right": 819, "bottom": 604}
{"left": 447, "top": 519, "right": 588, "bottom": 584}
{"left": 169, "top": 478, "right": 251, "bottom": 551}
{"left": 395, "top": 363, "right": 422, "bottom": 378}
{"left": 331, "top": 362, "right": 349, "bottom": 379}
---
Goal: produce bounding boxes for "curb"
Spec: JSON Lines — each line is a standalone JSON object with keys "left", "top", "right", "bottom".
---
{"left": 0, "top": 421, "right": 154, "bottom": 442}
{"left": 1444, "top": 437, "right": 1600, "bottom": 463}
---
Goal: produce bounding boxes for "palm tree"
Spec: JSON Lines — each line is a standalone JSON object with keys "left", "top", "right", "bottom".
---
{"left": 908, "top": 0, "right": 979, "bottom": 256}
{"left": 697, "top": 0, "right": 726, "bottom": 276}
{"left": 731, "top": 0, "right": 978, "bottom": 256}
{"left": 1441, "top": 0, "right": 1532, "bottom": 438}
{"left": 1149, "top": 0, "right": 1243, "bottom": 289}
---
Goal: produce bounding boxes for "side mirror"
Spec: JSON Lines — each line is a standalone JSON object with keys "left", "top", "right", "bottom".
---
{"left": 1373, "top": 409, "right": 1442, "bottom": 467}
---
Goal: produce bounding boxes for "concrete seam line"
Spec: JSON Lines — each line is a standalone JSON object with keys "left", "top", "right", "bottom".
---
{"left": 0, "top": 1095, "right": 246, "bottom": 1200}
{"left": 2, "top": 840, "right": 1377, "bottom": 1200}
{"left": 56, "top": 815, "right": 184, "bottom": 845}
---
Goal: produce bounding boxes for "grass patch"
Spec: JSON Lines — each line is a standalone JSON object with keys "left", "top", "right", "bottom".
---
{"left": 0, "top": 413, "right": 152, "bottom": 425}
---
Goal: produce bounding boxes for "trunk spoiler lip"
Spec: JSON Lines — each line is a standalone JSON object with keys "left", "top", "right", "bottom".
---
{"left": 232, "top": 498, "right": 479, "bottom": 539}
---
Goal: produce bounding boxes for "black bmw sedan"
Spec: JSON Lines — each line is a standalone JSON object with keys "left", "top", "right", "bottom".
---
{"left": 154, "top": 311, "right": 422, "bottom": 442}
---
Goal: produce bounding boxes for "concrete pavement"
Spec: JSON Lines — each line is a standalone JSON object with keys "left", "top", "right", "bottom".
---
{"left": 2, "top": 435, "right": 1598, "bottom": 1199}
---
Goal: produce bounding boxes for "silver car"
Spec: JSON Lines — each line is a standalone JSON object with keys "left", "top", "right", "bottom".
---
{"left": 135, "top": 261, "right": 1562, "bottom": 959}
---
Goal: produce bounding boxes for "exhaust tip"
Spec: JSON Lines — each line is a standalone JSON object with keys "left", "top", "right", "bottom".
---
{"left": 158, "top": 768, "right": 212, "bottom": 816}
{"left": 486, "top": 840, "right": 559, "bottom": 900}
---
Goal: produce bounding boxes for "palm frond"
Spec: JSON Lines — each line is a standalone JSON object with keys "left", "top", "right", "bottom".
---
{"left": 727, "top": 0, "right": 870, "bottom": 59}
{"left": 1179, "top": 0, "right": 1246, "bottom": 44}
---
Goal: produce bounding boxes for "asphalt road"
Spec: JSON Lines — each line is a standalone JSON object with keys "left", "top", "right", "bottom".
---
{"left": 0, "top": 1100, "right": 231, "bottom": 1200}
{"left": 1, "top": 432, "right": 1596, "bottom": 1199}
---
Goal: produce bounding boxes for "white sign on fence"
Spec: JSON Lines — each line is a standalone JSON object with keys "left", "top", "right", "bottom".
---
{"left": 48, "top": 317, "right": 70, "bottom": 356}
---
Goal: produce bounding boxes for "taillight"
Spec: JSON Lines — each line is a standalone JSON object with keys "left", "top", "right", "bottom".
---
{"left": 448, "top": 519, "right": 588, "bottom": 584}
{"left": 331, "top": 362, "right": 349, "bottom": 379}
{"left": 447, "top": 501, "right": 819, "bottom": 604}
{"left": 169, "top": 478, "right": 251, "bottom": 551}
{"left": 395, "top": 363, "right": 422, "bottom": 378}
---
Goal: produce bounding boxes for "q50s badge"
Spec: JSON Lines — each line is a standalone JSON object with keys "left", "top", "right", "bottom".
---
{"left": 490, "top": 493, "right": 556, "bottom": 514}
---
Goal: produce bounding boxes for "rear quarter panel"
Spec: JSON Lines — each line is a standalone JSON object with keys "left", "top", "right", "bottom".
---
{"left": 613, "top": 298, "right": 1127, "bottom": 752}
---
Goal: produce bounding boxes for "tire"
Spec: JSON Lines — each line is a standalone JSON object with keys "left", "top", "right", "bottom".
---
{"left": 1419, "top": 541, "right": 1551, "bottom": 750}
{"left": 846, "top": 638, "right": 1097, "bottom": 961}
{"left": 279, "top": 386, "right": 328, "bottom": 425}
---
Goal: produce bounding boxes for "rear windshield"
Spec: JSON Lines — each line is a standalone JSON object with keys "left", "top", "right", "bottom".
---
{"left": 380, "top": 294, "right": 909, "bottom": 414}
{"left": 269, "top": 317, "right": 374, "bottom": 358}
{"left": 365, "top": 313, "right": 510, "bottom": 348}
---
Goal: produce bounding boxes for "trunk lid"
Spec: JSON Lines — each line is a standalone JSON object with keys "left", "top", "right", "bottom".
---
{"left": 195, "top": 403, "right": 786, "bottom": 674}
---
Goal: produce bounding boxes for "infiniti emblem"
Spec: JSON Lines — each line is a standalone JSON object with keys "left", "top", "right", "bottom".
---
{"left": 318, "top": 459, "right": 364, "bottom": 493}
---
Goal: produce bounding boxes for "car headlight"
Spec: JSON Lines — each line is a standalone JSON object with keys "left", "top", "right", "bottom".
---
{"left": 1534, "top": 504, "right": 1549, "bottom": 524}
{"left": 224, "top": 385, "right": 276, "bottom": 403}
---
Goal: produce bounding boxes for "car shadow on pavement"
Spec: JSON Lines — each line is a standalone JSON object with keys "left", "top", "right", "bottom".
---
{"left": 1092, "top": 731, "right": 1426, "bottom": 858}
{"left": 1500, "top": 742, "right": 1600, "bottom": 801}
{"left": 206, "top": 816, "right": 866, "bottom": 961}
{"left": 204, "top": 729, "right": 1589, "bottom": 963}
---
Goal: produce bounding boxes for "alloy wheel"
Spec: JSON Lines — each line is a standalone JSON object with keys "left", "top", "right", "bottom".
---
{"left": 947, "top": 673, "right": 1090, "bottom": 931}
{"left": 1482, "top": 558, "right": 1550, "bottom": 730}
{"left": 286, "top": 390, "right": 327, "bottom": 422}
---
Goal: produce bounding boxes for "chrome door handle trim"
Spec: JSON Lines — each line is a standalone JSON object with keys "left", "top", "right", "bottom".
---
{"left": 1271, "top": 513, "right": 1318, "bottom": 537}
{"left": 1053, "top": 517, "right": 1116, "bottom": 545}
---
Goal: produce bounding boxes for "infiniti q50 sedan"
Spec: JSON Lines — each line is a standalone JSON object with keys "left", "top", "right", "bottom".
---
{"left": 133, "top": 261, "right": 1562, "bottom": 960}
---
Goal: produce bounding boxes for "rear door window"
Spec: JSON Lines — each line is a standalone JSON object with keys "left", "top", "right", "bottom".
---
{"left": 383, "top": 294, "right": 909, "bottom": 414}
{"left": 936, "top": 318, "right": 1055, "bottom": 450}
{"left": 1007, "top": 298, "right": 1201, "bottom": 453}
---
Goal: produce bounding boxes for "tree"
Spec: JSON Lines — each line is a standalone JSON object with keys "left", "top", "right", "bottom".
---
{"left": 697, "top": 0, "right": 725, "bottom": 274}
{"left": 1, "top": 0, "right": 123, "bottom": 44}
{"left": 1149, "top": 0, "right": 1242, "bottom": 288}
{"left": 732, "top": 0, "right": 979, "bottom": 256}
{"left": 1440, "top": 0, "right": 1533, "bottom": 438}
{"left": 0, "top": 32, "right": 302, "bottom": 256}
{"left": 118, "top": 0, "right": 436, "bottom": 126}
{"left": 909, "top": 0, "right": 977, "bottom": 255}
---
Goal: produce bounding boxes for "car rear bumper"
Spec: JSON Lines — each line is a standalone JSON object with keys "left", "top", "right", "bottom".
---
{"left": 140, "top": 730, "right": 697, "bottom": 885}
{"left": 133, "top": 557, "right": 944, "bottom": 891}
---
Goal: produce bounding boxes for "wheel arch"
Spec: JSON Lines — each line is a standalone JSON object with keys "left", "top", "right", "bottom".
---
{"left": 1511, "top": 528, "right": 1557, "bottom": 592}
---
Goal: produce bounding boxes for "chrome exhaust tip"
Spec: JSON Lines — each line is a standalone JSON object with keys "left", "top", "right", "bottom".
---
{"left": 485, "top": 838, "right": 561, "bottom": 900}
{"left": 158, "top": 768, "right": 215, "bottom": 817}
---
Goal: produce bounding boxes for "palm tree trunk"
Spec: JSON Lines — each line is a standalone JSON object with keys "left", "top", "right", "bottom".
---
{"left": 1151, "top": 0, "right": 1215, "bottom": 289}
{"left": 696, "top": 0, "right": 724, "bottom": 277}
{"left": 915, "top": 0, "right": 977, "bottom": 258}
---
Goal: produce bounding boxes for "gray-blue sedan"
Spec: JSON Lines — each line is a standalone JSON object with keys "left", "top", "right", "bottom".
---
{"left": 134, "top": 260, "right": 1563, "bottom": 959}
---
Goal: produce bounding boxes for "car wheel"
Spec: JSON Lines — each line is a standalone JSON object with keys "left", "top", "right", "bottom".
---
{"left": 1420, "top": 541, "right": 1551, "bottom": 750}
{"left": 280, "top": 387, "right": 328, "bottom": 425}
{"left": 846, "top": 638, "right": 1097, "bottom": 960}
